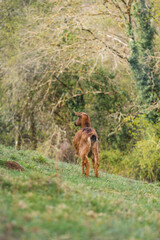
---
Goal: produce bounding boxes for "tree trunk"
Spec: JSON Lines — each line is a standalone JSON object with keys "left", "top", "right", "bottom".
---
{"left": 30, "top": 111, "right": 37, "bottom": 150}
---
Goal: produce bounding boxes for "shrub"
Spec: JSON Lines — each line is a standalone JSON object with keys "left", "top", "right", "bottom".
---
{"left": 100, "top": 149, "right": 124, "bottom": 174}
{"left": 124, "top": 137, "right": 160, "bottom": 182}
{"left": 119, "top": 115, "right": 160, "bottom": 182}
{"left": 32, "top": 155, "right": 47, "bottom": 164}
{"left": 115, "top": 115, "right": 160, "bottom": 150}
{"left": 101, "top": 115, "right": 160, "bottom": 182}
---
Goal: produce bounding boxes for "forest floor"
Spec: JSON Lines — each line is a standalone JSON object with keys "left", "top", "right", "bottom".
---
{"left": 0, "top": 145, "right": 160, "bottom": 240}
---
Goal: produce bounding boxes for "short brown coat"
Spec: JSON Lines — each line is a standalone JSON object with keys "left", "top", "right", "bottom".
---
{"left": 73, "top": 112, "right": 99, "bottom": 177}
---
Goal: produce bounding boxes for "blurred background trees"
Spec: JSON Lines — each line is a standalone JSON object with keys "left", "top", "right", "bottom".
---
{"left": 0, "top": 0, "right": 160, "bottom": 181}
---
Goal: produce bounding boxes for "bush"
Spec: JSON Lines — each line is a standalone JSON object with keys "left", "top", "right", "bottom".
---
{"left": 124, "top": 137, "right": 160, "bottom": 182}
{"left": 119, "top": 115, "right": 160, "bottom": 182}
{"left": 115, "top": 114, "right": 160, "bottom": 150}
{"left": 100, "top": 149, "right": 124, "bottom": 174}
{"left": 101, "top": 115, "right": 160, "bottom": 182}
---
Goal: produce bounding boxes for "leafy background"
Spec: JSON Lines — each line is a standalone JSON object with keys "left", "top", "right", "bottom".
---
{"left": 0, "top": 0, "right": 160, "bottom": 181}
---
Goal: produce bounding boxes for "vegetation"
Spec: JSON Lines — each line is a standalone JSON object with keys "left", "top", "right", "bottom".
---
{"left": 0, "top": 0, "right": 160, "bottom": 181}
{"left": 0, "top": 145, "right": 160, "bottom": 240}
{"left": 1, "top": 1, "right": 160, "bottom": 238}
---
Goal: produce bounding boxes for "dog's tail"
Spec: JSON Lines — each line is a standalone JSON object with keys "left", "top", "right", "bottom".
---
{"left": 90, "top": 134, "right": 97, "bottom": 143}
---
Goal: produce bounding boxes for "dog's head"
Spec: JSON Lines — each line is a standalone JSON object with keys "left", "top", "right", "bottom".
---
{"left": 74, "top": 112, "right": 90, "bottom": 127}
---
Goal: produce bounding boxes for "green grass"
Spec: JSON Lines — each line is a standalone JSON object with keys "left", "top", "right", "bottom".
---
{"left": 0, "top": 145, "right": 160, "bottom": 240}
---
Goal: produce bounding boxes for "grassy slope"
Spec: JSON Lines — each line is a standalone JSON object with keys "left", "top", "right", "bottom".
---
{"left": 0, "top": 145, "right": 160, "bottom": 240}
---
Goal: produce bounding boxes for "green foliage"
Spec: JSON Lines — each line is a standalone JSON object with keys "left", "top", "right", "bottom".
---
{"left": 128, "top": 0, "right": 160, "bottom": 113}
{"left": 0, "top": 0, "right": 133, "bottom": 151}
{"left": 0, "top": 113, "right": 14, "bottom": 146}
{"left": 101, "top": 115, "right": 160, "bottom": 182}
{"left": 122, "top": 116, "right": 160, "bottom": 182}
{"left": 112, "top": 115, "right": 160, "bottom": 150}
{"left": 124, "top": 138, "right": 160, "bottom": 182}
{"left": 85, "top": 68, "right": 129, "bottom": 148}
{"left": 100, "top": 149, "right": 124, "bottom": 174}
{"left": 152, "top": 0, "right": 160, "bottom": 23}
{"left": 32, "top": 154, "right": 47, "bottom": 164}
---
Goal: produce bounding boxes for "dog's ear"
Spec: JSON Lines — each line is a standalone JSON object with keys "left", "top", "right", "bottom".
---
{"left": 74, "top": 112, "right": 82, "bottom": 117}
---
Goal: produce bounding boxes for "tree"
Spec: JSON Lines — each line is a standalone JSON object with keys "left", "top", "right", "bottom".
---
{"left": 103, "top": 0, "right": 160, "bottom": 121}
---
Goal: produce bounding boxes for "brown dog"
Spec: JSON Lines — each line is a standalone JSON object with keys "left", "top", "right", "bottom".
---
{"left": 73, "top": 112, "right": 99, "bottom": 177}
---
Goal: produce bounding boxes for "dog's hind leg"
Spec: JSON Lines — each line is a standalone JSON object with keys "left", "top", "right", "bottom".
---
{"left": 80, "top": 154, "right": 90, "bottom": 177}
{"left": 92, "top": 145, "right": 99, "bottom": 178}
{"left": 82, "top": 161, "right": 85, "bottom": 175}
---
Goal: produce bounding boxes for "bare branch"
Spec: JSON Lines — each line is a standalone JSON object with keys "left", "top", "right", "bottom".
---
{"left": 120, "top": 0, "right": 127, "bottom": 7}
{"left": 81, "top": 25, "right": 128, "bottom": 61}
{"left": 104, "top": 33, "right": 128, "bottom": 46}
{"left": 111, "top": 0, "right": 128, "bottom": 22}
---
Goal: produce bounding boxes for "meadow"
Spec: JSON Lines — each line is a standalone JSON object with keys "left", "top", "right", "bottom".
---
{"left": 0, "top": 145, "right": 160, "bottom": 240}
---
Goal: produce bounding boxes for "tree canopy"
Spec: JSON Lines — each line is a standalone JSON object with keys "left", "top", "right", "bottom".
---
{"left": 0, "top": 0, "right": 160, "bottom": 180}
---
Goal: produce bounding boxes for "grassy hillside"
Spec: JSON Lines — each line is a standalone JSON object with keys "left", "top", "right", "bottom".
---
{"left": 0, "top": 145, "right": 160, "bottom": 240}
